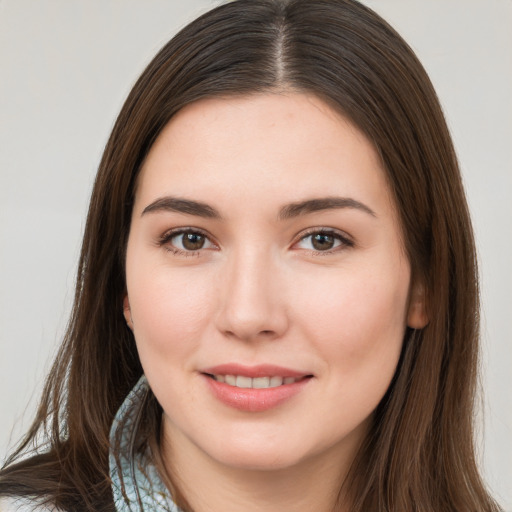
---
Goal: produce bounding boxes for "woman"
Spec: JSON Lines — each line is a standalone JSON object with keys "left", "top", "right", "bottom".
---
{"left": 0, "top": 0, "right": 502, "bottom": 510}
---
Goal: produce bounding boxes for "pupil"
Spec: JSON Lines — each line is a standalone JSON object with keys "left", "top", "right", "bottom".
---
{"left": 183, "top": 233, "right": 205, "bottom": 250}
{"left": 312, "top": 233, "right": 334, "bottom": 251}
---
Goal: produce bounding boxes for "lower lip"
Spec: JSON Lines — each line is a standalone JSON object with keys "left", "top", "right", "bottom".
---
{"left": 203, "top": 375, "right": 311, "bottom": 412}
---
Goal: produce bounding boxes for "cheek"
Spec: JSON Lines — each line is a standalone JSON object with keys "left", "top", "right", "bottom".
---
{"left": 127, "top": 262, "right": 216, "bottom": 361}
{"left": 293, "top": 267, "right": 409, "bottom": 436}
{"left": 295, "top": 264, "right": 409, "bottom": 372}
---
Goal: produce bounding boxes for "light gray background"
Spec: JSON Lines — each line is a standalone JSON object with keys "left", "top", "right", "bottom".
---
{"left": 1, "top": 0, "right": 510, "bottom": 509}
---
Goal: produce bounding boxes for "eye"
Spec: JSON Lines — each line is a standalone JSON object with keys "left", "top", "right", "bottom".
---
{"left": 294, "top": 229, "right": 353, "bottom": 253}
{"left": 160, "top": 229, "right": 216, "bottom": 254}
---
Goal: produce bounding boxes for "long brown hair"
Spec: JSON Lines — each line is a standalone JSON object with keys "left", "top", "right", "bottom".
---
{"left": 0, "top": 0, "right": 500, "bottom": 510}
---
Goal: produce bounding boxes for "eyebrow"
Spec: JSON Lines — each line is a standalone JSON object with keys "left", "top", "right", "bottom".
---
{"left": 141, "top": 195, "right": 376, "bottom": 220}
{"left": 141, "top": 197, "right": 221, "bottom": 218}
{"left": 278, "top": 197, "right": 376, "bottom": 220}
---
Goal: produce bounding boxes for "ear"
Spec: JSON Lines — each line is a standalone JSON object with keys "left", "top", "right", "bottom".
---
{"left": 123, "top": 295, "right": 134, "bottom": 330}
{"left": 407, "top": 281, "right": 429, "bottom": 329}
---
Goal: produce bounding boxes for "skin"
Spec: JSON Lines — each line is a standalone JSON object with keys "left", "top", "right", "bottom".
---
{"left": 124, "top": 93, "right": 427, "bottom": 512}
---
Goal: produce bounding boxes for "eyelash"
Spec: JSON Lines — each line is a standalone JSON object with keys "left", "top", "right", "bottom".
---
{"left": 158, "top": 227, "right": 217, "bottom": 257}
{"left": 157, "top": 227, "right": 354, "bottom": 256}
{"left": 294, "top": 228, "right": 354, "bottom": 255}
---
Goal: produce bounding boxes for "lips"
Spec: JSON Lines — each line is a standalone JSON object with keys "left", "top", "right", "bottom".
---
{"left": 200, "top": 364, "right": 313, "bottom": 412}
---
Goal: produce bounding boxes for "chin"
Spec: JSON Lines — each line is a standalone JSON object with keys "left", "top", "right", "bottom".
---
{"left": 208, "top": 429, "right": 344, "bottom": 473}
{"left": 213, "top": 447, "right": 303, "bottom": 472}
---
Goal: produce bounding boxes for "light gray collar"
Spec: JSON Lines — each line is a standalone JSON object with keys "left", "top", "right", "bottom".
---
{"left": 109, "top": 375, "right": 181, "bottom": 511}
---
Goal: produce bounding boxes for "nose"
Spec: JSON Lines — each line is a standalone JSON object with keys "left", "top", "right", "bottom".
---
{"left": 215, "top": 248, "right": 289, "bottom": 342}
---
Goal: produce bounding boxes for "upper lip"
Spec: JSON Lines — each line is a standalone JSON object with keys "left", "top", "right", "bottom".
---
{"left": 201, "top": 363, "right": 312, "bottom": 379}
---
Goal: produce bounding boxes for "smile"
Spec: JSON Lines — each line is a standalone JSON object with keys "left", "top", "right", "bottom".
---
{"left": 201, "top": 365, "right": 313, "bottom": 412}
{"left": 209, "top": 375, "right": 302, "bottom": 389}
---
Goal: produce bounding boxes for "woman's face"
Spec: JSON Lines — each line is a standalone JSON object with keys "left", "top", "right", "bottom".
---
{"left": 124, "top": 93, "right": 426, "bottom": 474}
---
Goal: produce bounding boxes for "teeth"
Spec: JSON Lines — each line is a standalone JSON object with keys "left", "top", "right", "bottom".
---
{"left": 253, "top": 377, "right": 270, "bottom": 389}
{"left": 270, "top": 376, "right": 283, "bottom": 387}
{"left": 213, "top": 374, "right": 299, "bottom": 389}
{"left": 235, "top": 375, "right": 252, "bottom": 388}
{"left": 225, "top": 375, "right": 236, "bottom": 386}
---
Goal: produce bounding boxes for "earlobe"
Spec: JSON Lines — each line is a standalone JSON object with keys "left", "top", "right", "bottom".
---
{"left": 123, "top": 295, "right": 134, "bottom": 330}
{"left": 407, "top": 282, "right": 429, "bottom": 329}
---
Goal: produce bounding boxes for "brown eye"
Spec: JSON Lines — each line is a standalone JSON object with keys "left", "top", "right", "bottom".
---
{"left": 295, "top": 229, "right": 352, "bottom": 253}
{"left": 181, "top": 233, "right": 205, "bottom": 250}
{"left": 311, "top": 233, "right": 335, "bottom": 251}
{"left": 165, "top": 230, "right": 215, "bottom": 252}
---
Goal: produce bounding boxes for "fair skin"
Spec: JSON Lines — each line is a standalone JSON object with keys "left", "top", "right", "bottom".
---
{"left": 124, "top": 93, "right": 427, "bottom": 512}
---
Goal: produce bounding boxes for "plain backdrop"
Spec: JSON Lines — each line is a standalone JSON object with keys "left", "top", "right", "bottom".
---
{"left": 1, "top": 0, "right": 510, "bottom": 509}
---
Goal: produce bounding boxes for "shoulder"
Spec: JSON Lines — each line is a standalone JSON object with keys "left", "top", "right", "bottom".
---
{"left": 0, "top": 496, "right": 62, "bottom": 512}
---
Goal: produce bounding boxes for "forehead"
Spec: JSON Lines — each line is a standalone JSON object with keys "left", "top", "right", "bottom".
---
{"left": 135, "top": 93, "right": 394, "bottom": 218}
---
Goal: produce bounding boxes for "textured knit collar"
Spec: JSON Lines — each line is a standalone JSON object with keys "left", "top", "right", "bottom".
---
{"left": 109, "top": 375, "right": 182, "bottom": 512}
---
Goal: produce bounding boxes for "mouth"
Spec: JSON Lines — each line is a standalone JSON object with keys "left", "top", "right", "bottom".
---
{"left": 200, "top": 364, "right": 313, "bottom": 412}
{"left": 205, "top": 374, "right": 310, "bottom": 389}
